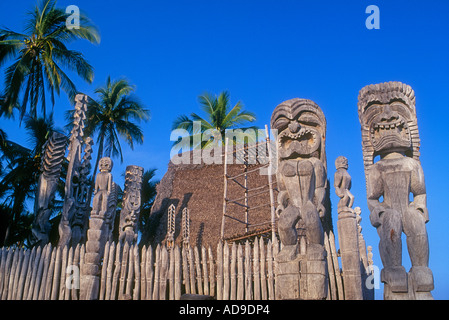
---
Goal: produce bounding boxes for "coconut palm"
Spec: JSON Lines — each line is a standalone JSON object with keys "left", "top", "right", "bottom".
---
{"left": 139, "top": 168, "right": 158, "bottom": 227}
{"left": 172, "top": 91, "right": 257, "bottom": 149}
{"left": 0, "top": 0, "right": 100, "bottom": 121}
{"left": 0, "top": 116, "right": 62, "bottom": 246}
{"left": 80, "top": 76, "right": 150, "bottom": 190}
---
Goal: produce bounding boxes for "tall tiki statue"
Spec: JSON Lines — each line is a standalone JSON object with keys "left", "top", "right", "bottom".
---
{"left": 358, "top": 81, "right": 433, "bottom": 299}
{"left": 59, "top": 94, "right": 89, "bottom": 247}
{"left": 81, "top": 156, "right": 115, "bottom": 300}
{"left": 119, "top": 165, "right": 143, "bottom": 245}
{"left": 31, "top": 132, "right": 68, "bottom": 246}
{"left": 271, "top": 98, "right": 328, "bottom": 300}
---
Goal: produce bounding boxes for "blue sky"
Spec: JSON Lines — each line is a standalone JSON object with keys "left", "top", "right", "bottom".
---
{"left": 1, "top": 0, "right": 448, "bottom": 299}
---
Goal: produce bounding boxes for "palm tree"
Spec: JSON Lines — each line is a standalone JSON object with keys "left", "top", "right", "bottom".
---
{"left": 138, "top": 168, "right": 159, "bottom": 246}
{"left": 172, "top": 91, "right": 257, "bottom": 149}
{"left": 0, "top": 0, "right": 100, "bottom": 121}
{"left": 80, "top": 76, "right": 150, "bottom": 192}
{"left": 0, "top": 116, "right": 61, "bottom": 246}
{"left": 139, "top": 168, "right": 158, "bottom": 227}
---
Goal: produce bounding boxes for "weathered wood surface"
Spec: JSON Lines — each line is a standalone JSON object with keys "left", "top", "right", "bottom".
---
{"left": 0, "top": 235, "right": 350, "bottom": 300}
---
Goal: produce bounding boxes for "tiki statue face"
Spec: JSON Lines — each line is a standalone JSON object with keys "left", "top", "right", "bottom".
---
{"left": 271, "top": 98, "right": 326, "bottom": 162}
{"left": 335, "top": 156, "right": 348, "bottom": 170}
{"left": 366, "top": 101, "right": 412, "bottom": 155}
{"left": 99, "top": 157, "right": 113, "bottom": 172}
{"left": 358, "top": 81, "right": 420, "bottom": 164}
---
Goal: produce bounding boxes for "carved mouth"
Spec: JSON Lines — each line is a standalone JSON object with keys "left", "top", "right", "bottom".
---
{"left": 123, "top": 215, "right": 137, "bottom": 228}
{"left": 278, "top": 128, "right": 320, "bottom": 159}
{"left": 371, "top": 118, "right": 411, "bottom": 151}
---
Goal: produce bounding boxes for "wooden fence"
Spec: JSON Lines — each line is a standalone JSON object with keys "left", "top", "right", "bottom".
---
{"left": 0, "top": 237, "right": 283, "bottom": 300}
{"left": 0, "top": 236, "right": 350, "bottom": 300}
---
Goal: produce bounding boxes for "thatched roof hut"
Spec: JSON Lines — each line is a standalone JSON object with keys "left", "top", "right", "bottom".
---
{"left": 146, "top": 146, "right": 278, "bottom": 248}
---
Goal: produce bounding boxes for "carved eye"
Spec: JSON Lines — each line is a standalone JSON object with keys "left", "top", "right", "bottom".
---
{"left": 297, "top": 113, "right": 320, "bottom": 127}
{"left": 273, "top": 116, "right": 290, "bottom": 131}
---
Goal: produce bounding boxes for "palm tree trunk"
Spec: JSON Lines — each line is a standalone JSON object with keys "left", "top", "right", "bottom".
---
{"left": 3, "top": 224, "right": 11, "bottom": 246}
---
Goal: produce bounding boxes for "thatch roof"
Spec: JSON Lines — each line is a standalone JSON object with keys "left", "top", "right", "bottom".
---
{"left": 147, "top": 147, "right": 278, "bottom": 248}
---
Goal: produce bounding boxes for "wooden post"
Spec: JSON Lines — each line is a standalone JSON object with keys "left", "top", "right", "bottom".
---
{"left": 201, "top": 246, "right": 209, "bottom": 296}
{"left": 30, "top": 246, "right": 42, "bottom": 300}
{"left": 253, "top": 237, "right": 260, "bottom": 300}
{"left": 230, "top": 242, "right": 237, "bottom": 300}
{"left": 140, "top": 245, "right": 147, "bottom": 300}
{"left": 188, "top": 247, "right": 196, "bottom": 294}
{"left": 99, "top": 241, "right": 110, "bottom": 300}
{"left": 36, "top": 244, "right": 52, "bottom": 300}
{"left": 0, "top": 247, "right": 6, "bottom": 299}
{"left": 223, "top": 242, "right": 229, "bottom": 299}
{"left": 2, "top": 248, "right": 14, "bottom": 299}
{"left": 174, "top": 245, "right": 182, "bottom": 300}
{"left": 44, "top": 247, "right": 56, "bottom": 300}
{"left": 182, "top": 208, "right": 190, "bottom": 247}
{"left": 194, "top": 246, "right": 203, "bottom": 295}
{"left": 324, "top": 232, "right": 337, "bottom": 300}
{"left": 237, "top": 244, "right": 244, "bottom": 300}
{"left": 125, "top": 245, "right": 135, "bottom": 299}
{"left": 133, "top": 245, "right": 140, "bottom": 300}
{"left": 70, "top": 245, "right": 80, "bottom": 300}
{"left": 111, "top": 241, "right": 122, "bottom": 300}
{"left": 119, "top": 242, "right": 130, "bottom": 300}
{"left": 145, "top": 244, "right": 153, "bottom": 300}
{"left": 152, "top": 244, "right": 160, "bottom": 300}
{"left": 260, "top": 237, "right": 267, "bottom": 300}
{"left": 10, "top": 248, "right": 22, "bottom": 300}
{"left": 37, "top": 244, "right": 51, "bottom": 300}
{"left": 208, "top": 246, "right": 215, "bottom": 297}
{"left": 18, "top": 249, "right": 31, "bottom": 300}
{"left": 216, "top": 241, "right": 223, "bottom": 300}
{"left": 267, "top": 240, "right": 275, "bottom": 300}
{"left": 265, "top": 125, "right": 277, "bottom": 242}
{"left": 25, "top": 248, "right": 37, "bottom": 300}
{"left": 105, "top": 242, "right": 116, "bottom": 300}
{"left": 160, "top": 245, "right": 168, "bottom": 300}
{"left": 244, "top": 241, "right": 252, "bottom": 300}
{"left": 182, "top": 246, "right": 190, "bottom": 295}
{"left": 168, "top": 247, "right": 175, "bottom": 300}
{"left": 244, "top": 147, "right": 249, "bottom": 233}
{"left": 221, "top": 137, "right": 229, "bottom": 240}
{"left": 16, "top": 248, "right": 25, "bottom": 300}
{"left": 58, "top": 246, "right": 67, "bottom": 300}
{"left": 0, "top": 248, "right": 8, "bottom": 299}
{"left": 329, "top": 230, "right": 344, "bottom": 299}
{"left": 167, "top": 204, "right": 176, "bottom": 249}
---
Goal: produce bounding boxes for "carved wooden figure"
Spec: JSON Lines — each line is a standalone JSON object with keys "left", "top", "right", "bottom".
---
{"left": 91, "top": 157, "right": 113, "bottom": 216}
{"left": 31, "top": 132, "right": 68, "bottom": 246}
{"left": 271, "top": 98, "right": 328, "bottom": 300}
{"left": 119, "top": 165, "right": 143, "bottom": 245}
{"left": 182, "top": 207, "right": 190, "bottom": 247}
{"left": 358, "top": 81, "right": 433, "bottom": 299}
{"left": 71, "top": 137, "right": 94, "bottom": 246}
{"left": 334, "top": 156, "right": 363, "bottom": 299}
{"left": 81, "top": 157, "right": 114, "bottom": 300}
{"left": 166, "top": 204, "right": 176, "bottom": 248}
{"left": 334, "top": 156, "right": 354, "bottom": 213}
{"left": 59, "top": 94, "right": 89, "bottom": 247}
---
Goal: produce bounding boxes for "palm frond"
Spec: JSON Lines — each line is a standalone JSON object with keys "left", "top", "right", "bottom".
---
{"left": 1, "top": 0, "right": 100, "bottom": 121}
